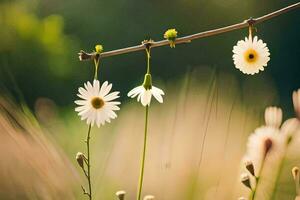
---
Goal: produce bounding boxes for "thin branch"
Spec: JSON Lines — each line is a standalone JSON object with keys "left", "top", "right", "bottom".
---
{"left": 78, "top": 2, "right": 300, "bottom": 60}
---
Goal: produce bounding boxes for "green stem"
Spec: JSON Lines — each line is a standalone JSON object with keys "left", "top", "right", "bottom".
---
{"left": 269, "top": 149, "right": 288, "bottom": 200}
{"left": 250, "top": 159, "right": 266, "bottom": 200}
{"left": 93, "top": 58, "right": 99, "bottom": 80}
{"left": 146, "top": 48, "right": 150, "bottom": 74}
{"left": 86, "top": 125, "right": 92, "bottom": 200}
{"left": 137, "top": 106, "right": 149, "bottom": 200}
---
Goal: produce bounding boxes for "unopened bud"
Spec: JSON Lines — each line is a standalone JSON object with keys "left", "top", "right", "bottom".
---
{"left": 238, "top": 197, "right": 246, "bottom": 200}
{"left": 293, "top": 89, "right": 300, "bottom": 119}
{"left": 245, "top": 160, "right": 255, "bottom": 177}
{"left": 164, "top": 28, "right": 178, "bottom": 48}
{"left": 293, "top": 167, "right": 300, "bottom": 181}
{"left": 142, "top": 74, "right": 152, "bottom": 90}
{"left": 292, "top": 167, "right": 300, "bottom": 195}
{"left": 76, "top": 152, "right": 85, "bottom": 168}
{"left": 264, "top": 106, "right": 282, "bottom": 128}
{"left": 241, "top": 173, "right": 252, "bottom": 190}
{"left": 143, "top": 195, "right": 155, "bottom": 200}
{"left": 95, "top": 44, "right": 104, "bottom": 53}
{"left": 116, "top": 190, "right": 126, "bottom": 200}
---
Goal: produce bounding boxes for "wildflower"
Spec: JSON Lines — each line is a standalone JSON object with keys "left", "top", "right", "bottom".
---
{"left": 240, "top": 173, "right": 252, "bottom": 189}
{"left": 232, "top": 36, "right": 270, "bottom": 75}
{"left": 127, "top": 74, "right": 164, "bottom": 106}
{"left": 164, "top": 28, "right": 178, "bottom": 48}
{"left": 264, "top": 106, "right": 282, "bottom": 128}
{"left": 75, "top": 80, "right": 120, "bottom": 127}
{"left": 95, "top": 44, "right": 104, "bottom": 53}
{"left": 245, "top": 126, "right": 284, "bottom": 174}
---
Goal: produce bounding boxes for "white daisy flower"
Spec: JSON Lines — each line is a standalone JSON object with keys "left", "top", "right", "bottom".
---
{"left": 75, "top": 80, "right": 120, "bottom": 127}
{"left": 127, "top": 74, "right": 164, "bottom": 106}
{"left": 245, "top": 126, "right": 284, "bottom": 174}
{"left": 233, "top": 36, "right": 270, "bottom": 75}
{"left": 128, "top": 85, "right": 164, "bottom": 106}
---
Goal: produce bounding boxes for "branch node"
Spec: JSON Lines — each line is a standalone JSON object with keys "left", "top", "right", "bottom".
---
{"left": 246, "top": 17, "right": 256, "bottom": 26}
{"left": 81, "top": 185, "right": 90, "bottom": 196}
{"left": 142, "top": 39, "right": 154, "bottom": 50}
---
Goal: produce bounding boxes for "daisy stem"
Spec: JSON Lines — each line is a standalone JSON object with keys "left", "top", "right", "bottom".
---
{"left": 86, "top": 124, "right": 92, "bottom": 200}
{"left": 248, "top": 25, "right": 253, "bottom": 39}
{"left": 137, "top": 105, "right": 149, "bottom": 200}
{"left": 93, "top": 58, "right": 99, "bottom": 80}
{"left": 146, "top": 47, "right": 151, "bottom": 74}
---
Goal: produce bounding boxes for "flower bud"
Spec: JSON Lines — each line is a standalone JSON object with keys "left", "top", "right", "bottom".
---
{"left": 240, "top": 173, "right": 252, "bottom": 190}
{"left": 293, "top": 89, "right": 300, "bottom": 119}
{"left": 76, "top": 152, "right": 85, "bottom": 168}
{"left": 264, "top": 106, "right": 282, "bottom": 128}
{"left": 244, "top": 160, "right": 255, "bottom": 177}
{"left": 238, "top": 197, "right": 246, "bottom": 200}
{"left": 143, "top": 195, "right": 155, "bottom": 200}
{"left": 95, "top": 44, "right": 104, "bottom": 53}
{"left": 143, "top": 74, "right": 152, "bottom": 90}
{"left": 164, "top": 28, "right": 178, "bottom": 48}
{"left": 293, "top": 167, "right": 300, "bottom": 181}
{"left": 116, "top": 190, "right": 126, "bottom": 200}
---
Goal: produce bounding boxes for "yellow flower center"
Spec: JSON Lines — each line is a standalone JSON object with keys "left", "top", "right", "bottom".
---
{"left": 244, "top": 48, "right": 258, "bottom": 63}
{"left": 91, "top": 97, "right": 104, "bottom": 109}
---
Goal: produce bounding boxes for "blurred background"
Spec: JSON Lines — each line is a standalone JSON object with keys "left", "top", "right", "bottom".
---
{"left": 0, "top": 0, "right": 300, "bottom": 199}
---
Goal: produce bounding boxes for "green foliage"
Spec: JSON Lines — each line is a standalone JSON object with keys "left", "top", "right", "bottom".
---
{"left": 0, "top": 0, "right": 82, "bottom": 106}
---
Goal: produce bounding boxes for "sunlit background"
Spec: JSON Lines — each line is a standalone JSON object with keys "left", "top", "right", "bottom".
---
{"left": 0, "top": 0, "right": 300, "bottom": 199}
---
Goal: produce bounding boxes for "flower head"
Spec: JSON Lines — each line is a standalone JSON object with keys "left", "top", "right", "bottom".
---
{"left": 164, "top": 28, "right": 178, "bottom": 48}
{"left": 233, "top": 36, "right": 270, "bottom": 75}
{"left": 245, "top": 126, "right": 284, "bottom": 174}
{"left": 75, "top": 80, "right": 120, "bottom": 127}
{"left": 95, "top": 44, "right": 104, "bottom": 53}
{"left": 127, "top": 74, "right": 164, "bottom": 106}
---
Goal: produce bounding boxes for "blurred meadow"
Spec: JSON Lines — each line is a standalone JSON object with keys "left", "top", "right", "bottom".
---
{"left": 0, "top": 0, "right": 300, "bottom": 199}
